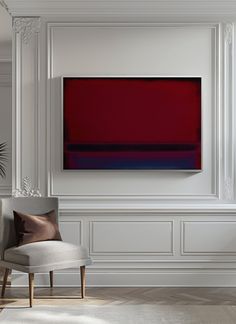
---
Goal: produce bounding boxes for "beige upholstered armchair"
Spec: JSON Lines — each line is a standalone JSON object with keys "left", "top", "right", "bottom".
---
{"left": 0, "top": 197, "right": 92, "bottom": 307}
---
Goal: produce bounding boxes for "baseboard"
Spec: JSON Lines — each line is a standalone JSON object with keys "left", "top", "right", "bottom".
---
{"left": 11, "top": 269, "right": 236, "bottom": 287}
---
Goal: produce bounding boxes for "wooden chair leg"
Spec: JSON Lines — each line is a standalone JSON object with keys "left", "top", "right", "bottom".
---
{"left": 1, "top": 268, "right": 10, "bottom": 298}
{"left": 80, "top": 266, "right": 85, "bottom": 298}
{"left": 28, "top": 273, "right": 34, "bottom": 308}
{"left": 49, "top": 271, "right": 53, "bottom": 288}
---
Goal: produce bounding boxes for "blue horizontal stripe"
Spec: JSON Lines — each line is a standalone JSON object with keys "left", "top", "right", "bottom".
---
{"left": 66, "top": 156, "right": 196, "bottom": 170}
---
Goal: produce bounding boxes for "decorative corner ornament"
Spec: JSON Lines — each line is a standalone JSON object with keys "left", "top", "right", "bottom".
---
{"left": 13, "top": 17, "right": 41, "bottom": 44}
{"left": 224, "top": 23, "right": 233, "bottom": 45}
{"left": 13, "top": 176, "right": 41, "bottom": 197}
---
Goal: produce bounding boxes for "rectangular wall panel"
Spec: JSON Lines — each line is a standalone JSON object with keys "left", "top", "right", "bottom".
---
{"left": 183, "top": 221, "right": 236, "bottom": 254}
{"left": 90, "top": 221, "right": 173, "bottom": 254}
{"left": 49, "top": 24, "right": 216, "bottom": 198}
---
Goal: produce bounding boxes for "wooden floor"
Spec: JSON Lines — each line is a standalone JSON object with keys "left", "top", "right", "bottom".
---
{"left": 1, "top": 287, "right": 236, "bottom": 308}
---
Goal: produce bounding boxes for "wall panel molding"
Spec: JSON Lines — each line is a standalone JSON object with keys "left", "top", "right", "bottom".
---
{"left": 222, "top": 22, "right": 235, "bottom": 201}
{"left": 89, "top": 221, "right": 173, "bottom": 255}
{"left": 12, "top": 209, "right": 236, "bottom": 286}
{"left": 181, "top": 221, "right": 236, "bottom": 256}
{"left": 46, "top": 22, "right": 222, "bottom": 203}
{"left": 12, "top": 16, "right": 41, "bottom": 192}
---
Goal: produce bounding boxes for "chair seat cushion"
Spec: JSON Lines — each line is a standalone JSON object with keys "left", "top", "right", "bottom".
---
{"left": 4, "top": 241, "right": 89, "bottom": 267}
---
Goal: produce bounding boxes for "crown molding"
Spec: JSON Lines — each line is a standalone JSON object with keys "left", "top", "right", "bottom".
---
{"left": 3, "top": 0, "right": 236, "bottom": 19}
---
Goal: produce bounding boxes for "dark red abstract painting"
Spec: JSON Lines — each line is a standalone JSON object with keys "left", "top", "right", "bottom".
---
{"left": 63, "top": 77, "right": 201, "bottom": 170}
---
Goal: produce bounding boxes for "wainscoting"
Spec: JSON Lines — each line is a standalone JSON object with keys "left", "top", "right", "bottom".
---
{"left": 11, "top": 207, "right": 236, "bottom": 287}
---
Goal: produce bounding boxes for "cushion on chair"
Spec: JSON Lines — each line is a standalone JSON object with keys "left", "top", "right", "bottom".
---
{"left": 14, "top": 210, "right": 62, "bottom": 246}
{"left": 4, "top": 241, "right": 89, "bottom": 267}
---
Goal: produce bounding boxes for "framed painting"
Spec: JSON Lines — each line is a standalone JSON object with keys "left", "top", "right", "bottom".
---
{"left": 62, "top": 77, "right": 201, "bottom": 170}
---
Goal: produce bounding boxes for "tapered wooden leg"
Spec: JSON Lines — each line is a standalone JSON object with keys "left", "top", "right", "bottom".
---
{"left": 28, "top": 273, "right": 34, "bottom": 308}
{"left": 1, "top": 268, "right": 10, "bottom": 298}
{"left": 49, "top": 271, "right": 53, "bottom": 288}
{"left": 80, "top": 266, "right": 85, "bottom": 298}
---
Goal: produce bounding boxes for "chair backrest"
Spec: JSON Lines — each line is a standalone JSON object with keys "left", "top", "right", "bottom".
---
{"left": 0, "top": 197, "right": 59, "bottom": 259}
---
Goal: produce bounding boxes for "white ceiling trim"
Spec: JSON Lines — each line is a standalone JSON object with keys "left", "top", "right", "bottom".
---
{"left": 2, "top": 0, "right": 236, "bottom": 19}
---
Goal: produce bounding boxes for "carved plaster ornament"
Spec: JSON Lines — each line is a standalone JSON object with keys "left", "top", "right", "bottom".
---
{"left": 13, "top": 17, "right": 41, "bottom": 44}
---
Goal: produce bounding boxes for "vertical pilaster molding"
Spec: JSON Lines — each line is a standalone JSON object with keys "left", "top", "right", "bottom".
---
{"left": 222, "top": 22, "right": 235, "bottom": 201}
{"left": 12, "top": 17, "right": 41, "bottom": 192}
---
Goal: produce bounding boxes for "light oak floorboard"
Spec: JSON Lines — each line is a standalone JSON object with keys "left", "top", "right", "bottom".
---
{"left": 1, "top": 287, "right": 236, "bottom": 309}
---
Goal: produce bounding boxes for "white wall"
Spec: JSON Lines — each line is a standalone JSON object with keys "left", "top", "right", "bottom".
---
{"left": 9, "top": 18, "right": 236, "bottom": 287}
{"left": 4, "top": 0, "right": 236, "bottom": 286}
{"left": 50, "top": 25, "right": 215, "bottom": 198}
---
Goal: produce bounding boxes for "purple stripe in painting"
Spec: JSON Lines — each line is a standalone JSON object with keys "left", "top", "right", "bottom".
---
{"left": 66, "top": 143, "right": 198, "bottom": 152}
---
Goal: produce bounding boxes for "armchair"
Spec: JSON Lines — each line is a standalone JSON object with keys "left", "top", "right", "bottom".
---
{"left": 0, "top": 197, "right": 91, "bottom": 307}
